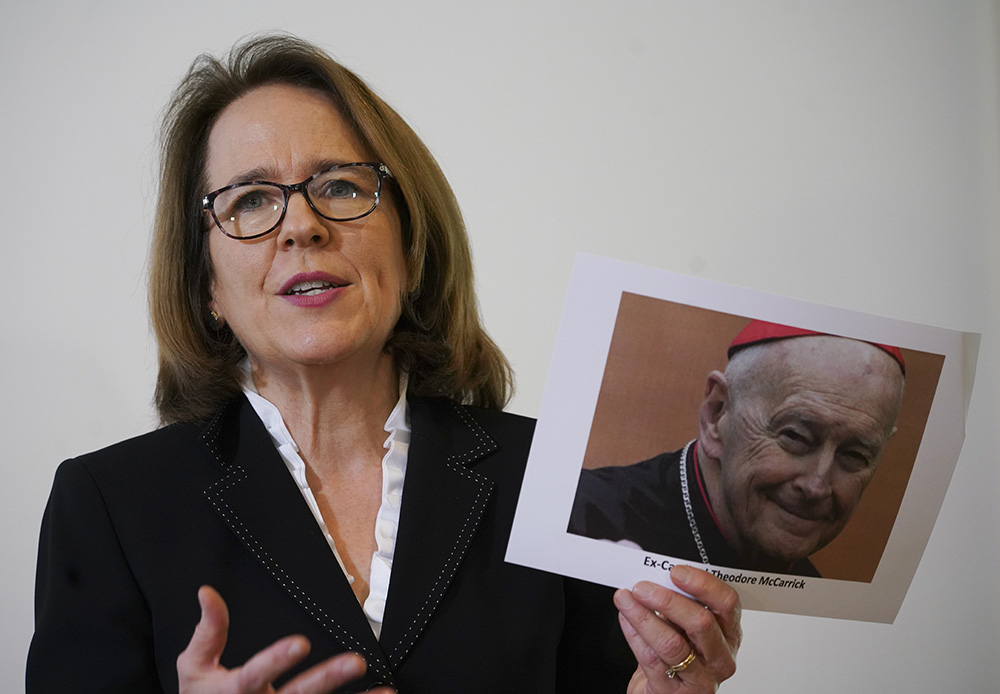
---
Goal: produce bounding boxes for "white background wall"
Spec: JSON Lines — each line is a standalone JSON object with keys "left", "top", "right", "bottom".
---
{"left": 2, "top": 1, "right": 997, "bottom": 690}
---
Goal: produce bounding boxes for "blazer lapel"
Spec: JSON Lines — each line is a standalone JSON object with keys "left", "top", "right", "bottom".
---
{"left": 378, "top": 398, "right": 498, "bottom": 669}
{"left": 199, "top": 399, "right": 393, "bottom": 682}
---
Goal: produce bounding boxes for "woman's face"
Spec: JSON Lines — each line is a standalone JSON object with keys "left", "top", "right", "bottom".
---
{"left": 205, "top": 83, "right": 407, "bottom": 380}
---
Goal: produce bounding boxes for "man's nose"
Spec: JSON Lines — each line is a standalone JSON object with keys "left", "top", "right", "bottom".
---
{"left": 795, "top": 447, "right": 837, "bottom": 500}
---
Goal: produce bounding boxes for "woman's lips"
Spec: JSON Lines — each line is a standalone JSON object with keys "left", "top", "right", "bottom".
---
{"left": 279, "top": 272, "right": 349, "bottom": 307}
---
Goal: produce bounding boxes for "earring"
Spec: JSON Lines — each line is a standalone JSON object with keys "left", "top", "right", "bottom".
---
{"left": 210, "top": 310, "right": 222, "bottom": 328}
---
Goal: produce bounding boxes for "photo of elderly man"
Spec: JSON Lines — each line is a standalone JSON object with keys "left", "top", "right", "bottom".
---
{"left": 568, "top": 320, "right": 906, "bottom": 578}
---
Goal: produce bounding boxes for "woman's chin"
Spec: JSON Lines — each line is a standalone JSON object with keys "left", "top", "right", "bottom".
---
{"left": 251, "top": 340, "right": 390, "bottom": 374}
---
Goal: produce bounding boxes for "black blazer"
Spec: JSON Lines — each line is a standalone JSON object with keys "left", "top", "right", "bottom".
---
{"left": 27, "top": 396, "right": 632, "bottom": 693}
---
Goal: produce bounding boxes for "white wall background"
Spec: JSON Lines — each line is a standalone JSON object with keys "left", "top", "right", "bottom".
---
{"left": 2, "top": 1, "right": 997, "bottom": 690}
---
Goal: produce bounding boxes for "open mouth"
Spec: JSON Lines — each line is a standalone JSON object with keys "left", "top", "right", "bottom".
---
{"left": 284, "top": 280, "right": 346, "bottom": 296}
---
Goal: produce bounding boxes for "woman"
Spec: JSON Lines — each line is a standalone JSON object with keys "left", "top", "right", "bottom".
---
{"left": 27, "top": 35, "right": 740, "bottom": 693}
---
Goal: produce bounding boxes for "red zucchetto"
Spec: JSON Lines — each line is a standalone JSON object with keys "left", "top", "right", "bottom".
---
{"left": 727, "top": 320, "right": 906, "bottom": 375}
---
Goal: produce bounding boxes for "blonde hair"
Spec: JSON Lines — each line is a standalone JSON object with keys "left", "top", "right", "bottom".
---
{"left": 150, "top": 34, "right": 512, "bottom": 423}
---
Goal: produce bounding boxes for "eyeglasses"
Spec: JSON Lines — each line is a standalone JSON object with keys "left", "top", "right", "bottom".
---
{"left": 202, "top": 162, "right": 392, "bottom": 240}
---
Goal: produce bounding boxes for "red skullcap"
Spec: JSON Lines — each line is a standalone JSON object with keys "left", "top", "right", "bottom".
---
{"left": 727, "top": 320, "right": 906, "bottom": 375}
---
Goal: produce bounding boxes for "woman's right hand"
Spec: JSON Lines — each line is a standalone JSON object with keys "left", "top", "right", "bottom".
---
{"left": 177, "top": 586, "right": 392, "bottom": 694}
{"left": 614, "top": 566, "right": 741, "bottom": 694}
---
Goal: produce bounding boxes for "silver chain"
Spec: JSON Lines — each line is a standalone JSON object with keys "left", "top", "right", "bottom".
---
{"left": 678, "top": 441, "right": 711, "bottom": 565}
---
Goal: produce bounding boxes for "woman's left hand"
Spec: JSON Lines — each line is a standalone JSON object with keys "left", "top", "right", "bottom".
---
{"left": 614, "top": 565, "right": 741, "bottom": 693}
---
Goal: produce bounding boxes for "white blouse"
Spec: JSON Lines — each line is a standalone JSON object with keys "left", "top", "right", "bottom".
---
{"left": 240, "top": 363, "right": 409, "bottom": 639}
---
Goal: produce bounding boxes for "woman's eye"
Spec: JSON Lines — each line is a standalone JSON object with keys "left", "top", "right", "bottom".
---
{"left": 236, "top": 191, "right": 265, "bottom": 210}
{"left": 316, "top": 177, "right": 361, "bottom": 199}
{"left": 225, "top": 186, "right": 280, "bottom": 217}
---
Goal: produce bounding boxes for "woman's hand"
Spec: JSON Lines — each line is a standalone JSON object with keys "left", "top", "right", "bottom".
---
{"left": 177, "top": 586, "right": 392, "bottom": 694}
{"left": 614, "top": 566, "right": 741, "bottom": 693}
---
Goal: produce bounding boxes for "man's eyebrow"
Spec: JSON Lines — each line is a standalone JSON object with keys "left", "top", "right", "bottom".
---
{"left": 845, "top": 436, "right": 884, "bottom": 456}
{"left": 774, "top": 411, "right": 886, "bottom": 453}
{"left": 769, "top": 409, "right": 849, "bottom": 432}
{"left": 769, "top": 412, "right": 816, "bottom": 431}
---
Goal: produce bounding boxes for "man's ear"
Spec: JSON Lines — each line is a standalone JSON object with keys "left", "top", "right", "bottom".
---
{"left": 697, "top": 370, "right": 729, "bottom": 460}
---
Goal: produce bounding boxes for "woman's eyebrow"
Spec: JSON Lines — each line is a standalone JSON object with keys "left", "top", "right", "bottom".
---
{"left": 220, "top": 159, "right": 352, "bottom": 188}
{"left": 219, "top": 166, "right": 275, "bottom": 188}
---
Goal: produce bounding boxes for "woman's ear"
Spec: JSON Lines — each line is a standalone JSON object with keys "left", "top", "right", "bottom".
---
{"left": 208, "top": 308, "right": 223, "bottom": 329}
{"left": 206, "top": 265, "right": 224, "bottom": 328}
{"left": 207, "top": 284, "right": 224, "bottom": 329}
{"left": 697, "top": 370, "right": 729, "bottom": 461}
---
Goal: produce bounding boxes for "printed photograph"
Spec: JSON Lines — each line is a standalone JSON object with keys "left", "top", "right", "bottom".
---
{"left": 506, "top": 254, "right": 975, "bottom": 623}
{"left": 566, "top": 292, "right": 942, "bottom": 583}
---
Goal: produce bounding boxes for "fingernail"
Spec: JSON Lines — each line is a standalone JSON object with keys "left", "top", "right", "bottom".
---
{"left": 287, "top": 639, "right": 307, "bottom": 658}
{"left": 614, "top": 588, "right": 635, "bottom": 609}
{"left": 632, "top": 581, "right": 654, "bottom": 600}
{"left": 346, "top": 654, "right": 365, "bottom": 675}
{"left": 671, "top": 565, "right": 692, "bottom": 583}
{"left": 334, "top": 653, "right": 365, "bottom": 678}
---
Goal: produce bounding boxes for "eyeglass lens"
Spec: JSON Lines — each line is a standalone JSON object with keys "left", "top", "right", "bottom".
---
{"left": 212, "top": 165, "right": 382, "bottom": 238}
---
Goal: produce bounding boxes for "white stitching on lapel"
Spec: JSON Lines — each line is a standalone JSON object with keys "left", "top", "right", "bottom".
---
{"left": 205, "top": 465, "right": 392, "bottom": 680}
{"left": 386, "top": 401, "right": 497, "bottom": 664}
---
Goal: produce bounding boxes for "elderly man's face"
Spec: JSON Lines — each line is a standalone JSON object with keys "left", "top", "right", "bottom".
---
{"left": 709, "top": 337, "right": 903, "bottom": 566}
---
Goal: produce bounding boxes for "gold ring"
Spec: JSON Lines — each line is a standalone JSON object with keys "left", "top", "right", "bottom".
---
{"left": 665, "top": 651, "right": 696, "bottom": 679}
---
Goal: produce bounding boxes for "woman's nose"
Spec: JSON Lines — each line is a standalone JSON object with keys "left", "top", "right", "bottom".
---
{"left": 275, "top": 191, "right": 331, "bottom": 248}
